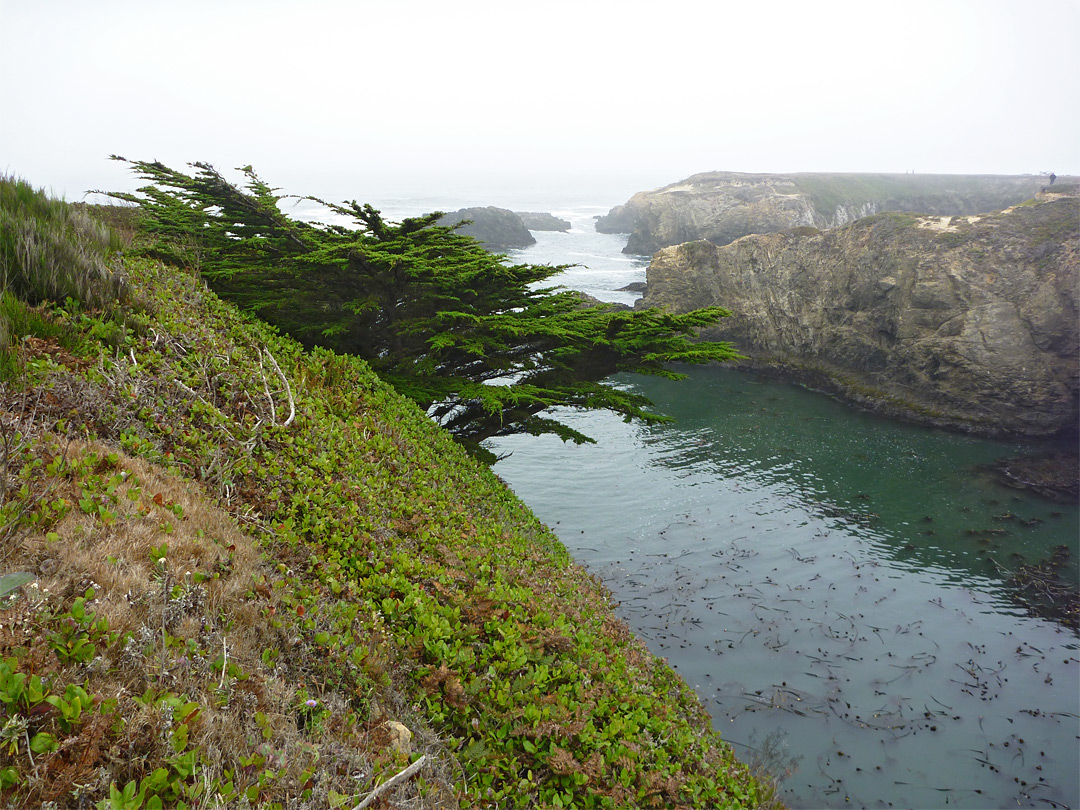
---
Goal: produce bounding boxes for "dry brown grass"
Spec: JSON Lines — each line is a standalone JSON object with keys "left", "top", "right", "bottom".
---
{"left": 0, "top": 439, "right": 458, "bottom": 809}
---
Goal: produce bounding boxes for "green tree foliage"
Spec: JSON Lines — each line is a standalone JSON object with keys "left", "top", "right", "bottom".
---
{"left": 105, "top": 158, "right": 741, "bottom": 454}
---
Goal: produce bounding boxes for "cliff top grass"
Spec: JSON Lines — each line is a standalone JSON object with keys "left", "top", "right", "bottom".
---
{"left": 789, "top": 174, "right": 948, "bottom": 221}
{"left": 785, "top": 173, "right": 1055, "bottom": 223}
{"left": 0, "top": 176, "right": 778, "bottom": 809}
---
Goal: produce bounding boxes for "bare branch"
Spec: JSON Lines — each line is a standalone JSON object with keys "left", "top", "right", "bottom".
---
{"left": 257, "top": 352, "right": 276, "bottom": 425}
{"left": 352, "top": 755, "right": 427, "bottom": 810}
{"left": 262, "top": 348, "right": 295, "bottom": 427}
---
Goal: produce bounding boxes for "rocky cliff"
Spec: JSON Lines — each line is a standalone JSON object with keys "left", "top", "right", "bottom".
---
{"left": 515, "top": 211, "right": 571, "bottom": 232}
{"left": 637, "top": 191, "right": 1079, "bottom": 439}
{"left": 599, "top": 171, "right": 1062, "bottom": 255}
{"left": 437, "top": 206, "right": 536, "bottom": 251}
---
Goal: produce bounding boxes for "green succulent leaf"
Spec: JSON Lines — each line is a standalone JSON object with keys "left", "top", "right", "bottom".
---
{"left": 0, "top": 572, "right": 34, "bottom": 599}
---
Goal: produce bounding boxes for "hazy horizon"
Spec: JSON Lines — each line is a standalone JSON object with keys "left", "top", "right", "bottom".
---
{"left": 3, "top": 0, "right": 1077, "bottom": 208}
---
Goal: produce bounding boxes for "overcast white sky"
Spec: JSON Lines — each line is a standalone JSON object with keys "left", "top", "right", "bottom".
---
{"left": 2, "top": 0, "right": 1078, "bottom": 206}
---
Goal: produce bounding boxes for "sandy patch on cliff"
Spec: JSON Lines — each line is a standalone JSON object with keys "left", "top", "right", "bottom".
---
{"left": 917, "top": 214, "right": 983, "bottom": 232}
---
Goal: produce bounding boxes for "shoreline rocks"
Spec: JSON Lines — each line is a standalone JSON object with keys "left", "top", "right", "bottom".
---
{"left": 515, "top": 211, "right": 571, "bottom": 232}
{"left": 637, "top": 194, "right": 1079, "bottom": 440}
{"left": 984, "top": 452, "right": 1080, "bottom": 504}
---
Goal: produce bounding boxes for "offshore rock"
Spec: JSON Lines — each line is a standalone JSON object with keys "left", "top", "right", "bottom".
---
{"left": 515, "top": 211, "right": 571, "bottom": 231}
{"left": 437, "top": 206, "right": 536, "bottom": 251}
{"left": 637, "top": 192, "right": 1079, "bottom": 439}
{"left": 598, "top": 171, "right": 1061, "bottom": 255}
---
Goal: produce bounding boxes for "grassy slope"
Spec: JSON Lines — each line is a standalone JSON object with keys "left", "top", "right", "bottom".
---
{"left": 786, "top": 172, "right": 1048, "bottom": 222}
{"left": 0, "top": 188, "right": 776, "bottom": 808}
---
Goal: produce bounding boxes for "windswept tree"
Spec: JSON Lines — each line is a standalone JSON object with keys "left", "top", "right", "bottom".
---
{"left": 104, "top": 158, "right": 741, "bottom": 457}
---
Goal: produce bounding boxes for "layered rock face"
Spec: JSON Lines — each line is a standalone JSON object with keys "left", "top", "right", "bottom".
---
{"left": 437, "top": 206, "right": 536, "bottom": 251}
{"left": 637, "top": 193, "right": 1079, "bottom": 439}
{"left": 599, "top": 171, "right": 1059, "bottom": 255}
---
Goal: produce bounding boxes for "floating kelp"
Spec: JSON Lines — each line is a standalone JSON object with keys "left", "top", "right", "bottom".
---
{"left": 1000, "top": 545, "right": 1080, "bottom": 629}
{"left": 985, "top": 452, "right": 1080, "bottom": 504}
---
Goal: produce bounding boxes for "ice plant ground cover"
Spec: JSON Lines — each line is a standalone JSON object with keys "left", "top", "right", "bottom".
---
{"left": 0, "top": 178, "right": 777, "bottom": 808}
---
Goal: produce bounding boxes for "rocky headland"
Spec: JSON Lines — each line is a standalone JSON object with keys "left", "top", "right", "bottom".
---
{"left": 515, "top": 211, "right": 571, "bottom": 231}
{"left": 599, "top": 171, "right": 1064, "bottom": 255}
{"left": 636, "top": 190, "right": 1079, "bottom": 440}
{"left": 436, "top": 205, "right": 536, "bottom": 251}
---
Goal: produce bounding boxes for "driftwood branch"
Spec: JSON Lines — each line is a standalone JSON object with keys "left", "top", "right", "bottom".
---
{"left": 257, "top": 352, "right": 276, "bottom": 425}
{"left": 352, "top": 755, "right": 427, "bottom": 810}
{"left": 261, "top": 348, "right": 295, "bottom": 427}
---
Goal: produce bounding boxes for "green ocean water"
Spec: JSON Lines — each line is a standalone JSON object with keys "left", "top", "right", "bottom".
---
{"left": 492, "top": 365, "right": 1079, "bottom": 809}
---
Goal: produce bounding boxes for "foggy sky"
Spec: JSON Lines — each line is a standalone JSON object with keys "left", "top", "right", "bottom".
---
{"left": 2, "top": 0, "right": 1078, "bottom": 207}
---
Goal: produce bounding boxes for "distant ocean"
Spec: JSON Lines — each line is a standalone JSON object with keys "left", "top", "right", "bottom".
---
{"left": 291, "top": 190, "right": 649, "bottom": 307}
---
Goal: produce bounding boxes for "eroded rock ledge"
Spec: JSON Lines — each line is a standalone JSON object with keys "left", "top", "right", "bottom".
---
{"left": 637, "top": 193, "right": 1079, "bottom": 439}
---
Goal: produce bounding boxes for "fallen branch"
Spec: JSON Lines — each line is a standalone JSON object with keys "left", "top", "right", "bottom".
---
{"left": 257, "top": 352, "right": 276, "bottom": 425}
{"left": 261, "top": 347, "right": 295, "bottom": 427}
{"left": 352, "top": 755, "right": 427, "bottom": 810}
{"left": 218, "top": 636, "right": 228, "bottom": 690}
{"left": 174, "top": 378, "right": 199, "bottom": 399}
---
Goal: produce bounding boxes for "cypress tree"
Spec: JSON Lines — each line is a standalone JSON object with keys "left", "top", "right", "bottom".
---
{"left": 105, "top": 158, "right": 742, "bottom": 457}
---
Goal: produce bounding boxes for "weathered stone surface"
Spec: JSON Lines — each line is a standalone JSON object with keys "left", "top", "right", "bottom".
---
{"left": 436, "top": 207, "right": 536, "bottom": 251}
{"left": 598, "top": 171, "right": 1064, "bottom": 255}
{"left": 515, "top": 211, "right": 571, "bottom": 232}
{"left": 637, "top": 193, "right": 1079, "bottom": 439}
{"left": 382, "top": 720, "right": 412, "bottom": 757}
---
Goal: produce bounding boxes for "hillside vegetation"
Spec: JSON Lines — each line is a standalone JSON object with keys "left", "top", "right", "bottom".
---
{"left": 0, "top": 176, "right": 776, "bottom": 809}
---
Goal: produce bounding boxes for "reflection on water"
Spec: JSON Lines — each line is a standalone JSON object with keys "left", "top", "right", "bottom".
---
{"left": 638, "top": 368, "right": 1078, "bottom": 590}
{"left": 492, "top": 366, "right": 1080, "bottom": 809}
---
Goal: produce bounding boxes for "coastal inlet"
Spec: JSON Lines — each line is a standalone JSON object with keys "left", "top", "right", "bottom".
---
{"left": 492, "top": 366, "right": 1079, "bottom": 809}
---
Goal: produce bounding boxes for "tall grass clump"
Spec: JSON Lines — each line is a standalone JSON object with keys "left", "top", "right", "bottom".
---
{"left": 0, "top": 175, "right": 129, "bottom": 308}
{"left": 0, "top": 175, "right": 131, "bottom": 378}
